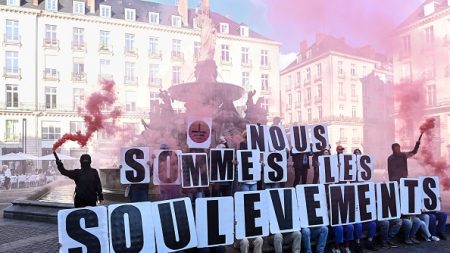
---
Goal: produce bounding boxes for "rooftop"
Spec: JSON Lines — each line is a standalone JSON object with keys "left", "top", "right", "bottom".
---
{"left": 397, "top": 0, "right": 450, "bottom": 30}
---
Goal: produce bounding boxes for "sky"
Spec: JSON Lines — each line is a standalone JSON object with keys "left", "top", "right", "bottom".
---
{"left": 153, "top": 0, "right": 426, "bottom": 67}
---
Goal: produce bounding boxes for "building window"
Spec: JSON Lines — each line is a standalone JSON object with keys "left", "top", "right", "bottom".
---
{"left": 150, "top": 92, "right": 159, "bottom": 113}
{"left": 221, "top": 44, "right": 230, "bottom": 63}
{"left": 5, "top": 20, "right": 19, "bottom": 42}
{"left": 45, "top": 25, "right": 57, "bottom": 44}
{"left": 401, "top": 62, "right": 411, "bottom": 80}
{"left": 362, "top": 66, "right": 367, "bottom": 76}
{"left": 242, "top": 72, "right": 249, "bottom": 88}
{"left": 149, "top": 64, "right": 159, "bottom": 83}
{"left": 338, "top": 61, "right": 344, "bottom": 74}
{"left": 340, "top": 128, "right": 345, "bottom": 139}
{"left": 240, "top": 26, "right": 249, "bottom": 37}
{"left": 402, "top": 35, "right": 410, "bottom": 53}
{"left": 339, "top": 82, "right": 344, "bottom": 96}
{"left": 72, "top": 62, "right": 85, "bottom": 80}
{"left": 99, "top": 59, "right": 111, "bottom": 77}
{"left": 70, "top": 121, "right": 85, "bottom": 133}
{"left": 241, "top": 47, "right": 249, "bottom": 65}
{"left": 5, "top": 51, "right": 19, "bottom": 74}
{"left": 316, "top": 63, "right": 321, "bottom": 78}
{"left": 99, "top": 30, "right": 110, "bottom": 49}
{"left": 220, "top": 23, "right": 229, "bottom": 34}
{"left": 307, "top": 87, "right": 311, "bottom": 101}
{"left": 149, "top": 37, "right": 159, "bottom": 56}
{"left": 7, "top": 0, "right": 20, "bottom": 6}
{"left": 427, "top": 85, "right": 436, "bottom": 106}
{"left": 339, "top": 104, "right": 344, "bottom": 117}
{"left": 172, "top": 66, "right": 181, "bottom": 85}
{"left": 317, "top": 84, "right": 322, "bottom": 98}
{"left": 171, "top": 15, "right": 181, "bottom": 27}
{"left": 297, "top": 92, "right": 301, "bottom": 104}
{"left": 352, "top": 106, "right": 356, "bottom": 119}
{"left": 288, "top": 94, "right": 292, "bottom": 105}
{"left": 125, "top": 8, "right": 136, "bottom": 21}
{"left": 425, "top": 26, "right": 434, "bottom": 44}
{"left": 5, "top": 120, "right": 19, "bottom": 142}
{"left": 99, "top": 5, "right": 111, "bottom": 18}
{"left": 288, "top": 75, "right": 292, "bottom": 87}
{"left": 194, "top": 42, "right": 201, "bottom": 60}
{"left": 125, "top": 33, "right": 135, "bottom": 52}
{"left": 351, "top": 84, "right": 356, "bottom": 97}
{"left": 261, "top": 74, "right": 269, "bottom": 91}
{"left": 261, "top": 98, "right": 269, "bottom": 112}
{"left": 73, "top": 88, "right": 85, "bottom": 109}
{"left": 72, "top": 28, "right": 84, "bottom": 47}
{"left": 125, "top": 91, "right": 136, "bottom": 112}
{"left": 261, "top": 50, "right": 269, "bottom": 66}
{"left": 45, "top": 0, "right": 57, "bottom": 11}
{"left": 307, "top": 108, "right": 312, "bottom": 121}
{"left": 73, "top": 1, "right": 85, "bottom": 14}
{"left": 295, "top": 72, "right": 301, "bottom": 85}
{"left": 45, "top": 87, "right": 57, "bottom": 109}
{"left": 318, "top": 106, "right": 322, "bottom": 120}
{"left": 125, "top": 62, "right": 136, "bottom": 82}
{"left": 351, "top": 64, "right": 356, "bottom": 76}
{"left": 148, "top": 12, "right": 159, "bottom": 24}
{"left": 172, "top": 39, "right": 181, "bottom": 58}
{"left": 306, "top": 67, "right": 311, "bottom": 81}
{"left": 6, "top": 84, "right": 18, "bottom": 108}
{"left": 42, "top": 122, "right": 61, "bottom": 140}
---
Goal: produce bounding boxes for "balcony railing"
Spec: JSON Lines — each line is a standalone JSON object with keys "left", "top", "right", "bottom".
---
{"left": 352, "top": 138, "right": 361, "bottom": 144}
{"left": 304, "top": 99, "right": 311, "bottom": 106}
{"left": 286, "top": 104, "right": 292, "bottom": 110}
{"left": 3, "top": 67, "right": 21, "bottom": 79}
{"left": 286, "top": 85, "right": 292, "bottom": 92}
{"left": 43, "top": 39, "right": 59, "bottom": 50}
{"left": 98, "top": 44, "right": 113, "bottom": 54}
{"left": 295, "top": 82, "right": 301, "bottom": 89}
{"left": 148, "top": 50, "right": 162, "bottom": 59}
{"left": 295, "top": 102, "right": 301, "bottom": 109}
{"left": 4, "top": 134, "right": 20, "bottom": 142}
{"left": 124, "top": 76, "right": 138, "bottom": 85}
{"left": 43, "top": 70, "right": 59, "bottom": 81}
{"left": 261, "top": 87, "right": 271, "bottom": 95}
{"left": 351, "top": 74, "right": 359, "bottom": 80}
{"left": 314, "top": 75, "right": 322, "bottom": 82}
{"left": 241, "top": 59, "right": 252, "bottom": 68}
{"left": 3, "top": 34, "right": 21, "bottom": 46}
{"left": 72, "top": 41, "right": 86, "bottom": 52}
{"left": 72, "top": 72, "right": 87, "bottom": 82}
{"left": 124, "top": 47, "right": 138, "bottom": 57}
{"left": 171, "top": 51, "right": 184, "bottom": 62}
{"left": 304, "top": 78, "right": 311, "bottom": 85}
{"left": 351, "top": 96, "right": 359, "bottom": 102}
{"left": 338, "top": 72, "right": 346, "bottom": 79}
{"left": 339, "top": 137, "right": 348, "bottom": 143}
{"left": 314, "top": 96, "right": 322, "bottom": 103}
{"left": 148, "top": 77, "right": 162, "bottom": 88}
{"left": 338, "top": 94, "right": 346, "bottom": 100}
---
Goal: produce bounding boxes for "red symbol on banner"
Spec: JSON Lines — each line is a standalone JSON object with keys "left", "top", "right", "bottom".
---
{"left": 188, "top": 121, "right": 210, "bottom": 143}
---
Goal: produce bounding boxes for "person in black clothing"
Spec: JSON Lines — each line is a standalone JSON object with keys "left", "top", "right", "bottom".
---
{"left": 56, "top": 154, "right": 103, "bottom": 208}
{"left": 387, "top": 140, "right": 420, "bottom": 182}
{"left": 291, "top": 148, "right": 312, "bottom": 186}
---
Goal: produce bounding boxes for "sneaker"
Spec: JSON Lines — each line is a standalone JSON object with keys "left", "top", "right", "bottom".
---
{"left": 410, "top": 238, "right": 421, "bottom": 244}
{"left": 332, "top": 248, "right": 342, "bottom": 253}
{"left": 366, "top": 241, "right": 379, "bottom": 251}
{"left": 387, "top": 239, "right": 399, "bottom": 248}
{"left": 380, "top": 241, "right": 390, "bottom": 249}
{"left": 437, "top": 233, "right": 447, "bottom": 240}
{"left": 342, "top": 247, "right": 352, "bottom": 253}
{"left": 354, "top": 243, "right": 364, "bottom": 253}
{"left": 404, "top": 239, "right": 414, "bottom": 245}
{"left": 430, "top": 236, "right": 440, "bottom": 242}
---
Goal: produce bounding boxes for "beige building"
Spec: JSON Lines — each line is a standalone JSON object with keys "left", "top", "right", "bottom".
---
{"left": 393, "top": 0, "right": 450, "bottom": 162}
{"left": 280, "top": 33, "right": 386, "bottom": 152}
{"left": 0, "top": 0, "right": 280, "bottom": 161}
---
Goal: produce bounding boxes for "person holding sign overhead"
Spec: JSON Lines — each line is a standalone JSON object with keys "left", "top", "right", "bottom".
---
{"left": 56, "top": 154, "right": 103, "bottom": 208}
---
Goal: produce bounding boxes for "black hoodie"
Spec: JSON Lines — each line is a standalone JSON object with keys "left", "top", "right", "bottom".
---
{"left": 387, "top": 141, "right": 420, "bottom": 182}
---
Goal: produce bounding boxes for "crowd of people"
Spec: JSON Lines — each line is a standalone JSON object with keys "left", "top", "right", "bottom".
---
{"left": 56, "top": 128, "right": 448, "bottom": 253}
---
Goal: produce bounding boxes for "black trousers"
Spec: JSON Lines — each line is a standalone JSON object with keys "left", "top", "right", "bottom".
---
{"left": 293, "top": 167, "right": 308, "bottom": 186}
{"left": 74, "top": 195, "right": 96, "bottom": 208}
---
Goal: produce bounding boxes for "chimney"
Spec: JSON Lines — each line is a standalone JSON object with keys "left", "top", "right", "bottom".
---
{"left": 177, "top": 0, "right": 189, "bottom": 27}
{"left": 87, "top": 0, "right": 95, "bottom": 14}
{"left": 316, "top": 32, "right": 326, "bottom": 44}
{"left": 32, "top": 0, "right": 38, "bottom": 6}
{"left": 299, "top": 40, "right": 307, "bottom": 54}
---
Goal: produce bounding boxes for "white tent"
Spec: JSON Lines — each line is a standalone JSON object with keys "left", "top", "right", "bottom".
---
{"left": 0, "top": 153, "right": 35, "bottom": 161}
{"left": 16, "top": 152, "right": 38, "bottom": 160}
{"left": 38, "top": 153, "right": 78, "bottom": 161}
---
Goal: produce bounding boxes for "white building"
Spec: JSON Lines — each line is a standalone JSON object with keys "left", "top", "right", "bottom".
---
{"left": 393, "top": 0, "right": 450, "bottom": 162}
{"left": 281, "top": 33, "right": 386, "bottom": 152}
{"left": 0, "top": 0, "right": 280, "bottom": 161}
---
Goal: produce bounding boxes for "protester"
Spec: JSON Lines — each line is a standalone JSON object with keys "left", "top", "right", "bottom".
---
{"left": 291, "top": 148, "right": 312, "bottom": 186}
{"left": 158, "top": 144, "right": 182, "bottom": 200}
{"left": 354, "top": 222, "right": 378, "bottom": 251}
{"left": 387, "top": 141, "right": 420, "bottom": 182}
{"left": 4, "top": 165, "right": 11, "bottom": 190}
{"left": 378, "top": 219, "right": 402, "bottom": 248}
{"left": 238, "top": 130, "right": 258, "bottom": 192}
{"left": 422, "top": 211, "right": 448, "bottom": 240}
{"left": 56, "top": 154, "right": 103, "bottom": 208}
{"left": 417, "top": 213, "right": 441, "bottom": 242}
{"left": 331, "top": 225, "right": 354, "bottom": 253}
{"left": 311, "top": 148, "right": 330, "bottom": 184}
{"left": 211, "top": 136, "right": 233, "bottom": 197}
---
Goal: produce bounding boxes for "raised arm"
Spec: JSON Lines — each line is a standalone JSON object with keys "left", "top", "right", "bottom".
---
{"left": 56, "top": 160, "right": 77, "bottom": 180}
{"left": 406, "top": 141, "right": 420, "bottom": 158}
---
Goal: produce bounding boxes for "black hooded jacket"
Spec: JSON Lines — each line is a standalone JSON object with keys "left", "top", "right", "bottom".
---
{"left": 56, "top": 161, "right": 103, "bottom": 203}
{"left": 387, "top": 141, "right": 420, "bottom": 182}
